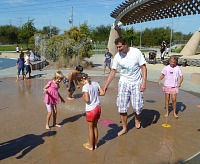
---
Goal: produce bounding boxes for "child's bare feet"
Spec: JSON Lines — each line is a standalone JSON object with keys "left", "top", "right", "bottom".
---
{"left": 46, "top": 126, "right": 51, "bottom": 130}
{"left": 135, "top": 118, "right": 141, "bottom": 129}
{"left": 118, "top": 129, "right": 127, "bottom": 136}
{"left": 197, "top": 105, "right": 200, "bottom": 109}
{"left": 15, "top": 79, "right": 18, "bottom": 82}
{"left": 53, "top": 124, "right": 61, "bottom": 127}
{"left": 83, "top": 143, "right": 93, "bottom": 151}
{"left": 85, "top": 142, "right": 97, "bottom": 149}
{"left": 165, "top": 113, "right": 169, "bottom": 117}
{"left": 174, "top": 114, "right": 178, "bottom": 119}
{"left": 67, "top": 97, "right": 74, "bottom": 100}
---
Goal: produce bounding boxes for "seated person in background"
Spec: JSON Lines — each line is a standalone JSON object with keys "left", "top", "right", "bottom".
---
{"left": 16, "top": 46, "right": 19, "bottom": 52}
{"left": 35, "top": 51, "right": 41, "bottom": 61}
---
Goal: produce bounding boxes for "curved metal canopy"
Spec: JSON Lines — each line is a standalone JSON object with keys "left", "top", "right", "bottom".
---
{"left": 110, "top": 0, "right": 200, "bottom": 26}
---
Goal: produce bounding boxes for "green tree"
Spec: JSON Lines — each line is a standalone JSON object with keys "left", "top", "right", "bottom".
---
{"left": 64, "top": 26, "right": 93, "bottom": 58}
{"left": 79, "top": 21, "right": 92, "bottom": 37}
{"left": 122, "top": 27, "right": 138, "bottom": 46}
{"left": 45, "top": 24, "right": 93, "bottom": 68}
{"left": 18, "top": 19, "right": 36, "bottom": 47}
{"left": 91, "top": 24, "right": 111, "bottom": 42}
{"left": 40, "top": 26, "right": 60, "bottom": 37}
{"left": 0, "top": 25, "right": 19, "bottom": 44}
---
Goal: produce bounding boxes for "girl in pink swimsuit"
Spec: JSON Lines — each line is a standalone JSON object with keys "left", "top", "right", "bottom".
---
{"left": 43, "top": 71, "right": 65, "bottom": 130}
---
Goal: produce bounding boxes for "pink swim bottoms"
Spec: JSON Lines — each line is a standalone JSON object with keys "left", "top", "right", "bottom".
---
{"left": 163, "top": 86, "right": 178, "bottom": 94}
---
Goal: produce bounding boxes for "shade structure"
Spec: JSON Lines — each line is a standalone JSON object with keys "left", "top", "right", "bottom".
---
{"left": 110, "top": 0, "right": 200, "bottom": 26}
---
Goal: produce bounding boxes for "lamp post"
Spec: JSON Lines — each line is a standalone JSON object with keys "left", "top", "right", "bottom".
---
{"left": 49, "top": 21, "right": 52, "bottom": 38}
{"left": 169, "top": 17, "right": 173, "bottom": 54}
{"left": 140, "top": 25, "right": 143, "bottom": 50}
{"left": 69, "top": 6, "right": 73, "bottom": 27}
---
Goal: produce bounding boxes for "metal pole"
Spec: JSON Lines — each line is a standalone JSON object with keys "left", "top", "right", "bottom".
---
{"left": 69, "top": 6, "right": 73, "bottom": 27}
{"left": 169, "top": 17, "right": 173, "bottom": 54}
{"left": 50, "top": 21, "right": 51, "bottom": 38}
{"left": 140, "top": 25, "right": 142, "bottom": 50}
{"left": 72, "top": 6, "right": 74, "bottom": 27}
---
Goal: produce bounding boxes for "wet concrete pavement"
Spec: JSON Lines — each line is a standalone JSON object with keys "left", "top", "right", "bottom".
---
{"left": 1, "top": 53, "right": 200, "bottom": 163}
{"left": 0, "top": 75, "right": 200, "bottom": 164}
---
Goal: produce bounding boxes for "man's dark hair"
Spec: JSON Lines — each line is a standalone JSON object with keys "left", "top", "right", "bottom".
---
{"left": 76, "top": 65, "right": 83, "bottom": 72}
{"left": 114, "top": 37, "right": 127, "bottom": 45}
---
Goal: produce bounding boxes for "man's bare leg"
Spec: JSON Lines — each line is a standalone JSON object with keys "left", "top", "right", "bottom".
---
{"left": 118, "top": 113, "right": 127, "bottom": 136}
{"left": 134, "top": 112, "right": 141, "bottom": 129}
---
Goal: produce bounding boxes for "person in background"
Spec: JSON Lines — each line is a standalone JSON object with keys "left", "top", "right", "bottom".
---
{"left": 20, "top": 46, "right": 23, "bottom": 52}
{"left": 16, "top": 46, "right": 19, "bottom": 53}
{"left": 77, "top": 73, "right": 105, "bottom": 150}
{"left": 24, "top": 51, "right": 32, "bottom": 79}
{"left": 104, "top": 37, "right": 147, "bottom": 136}
{"left": 103, "top": 48, "right": 113, "bottom": 75}
{"left": 160, "top": 41, "right": 167, "bottom": 63}
{"left": 166, "top": 47, "right": 169, "bottom": 57}
{"left": 16, "top": 52, "right": 25, "bottom": 82}
{"left": 158, "top": 56, "right": 184, "bottom": 119}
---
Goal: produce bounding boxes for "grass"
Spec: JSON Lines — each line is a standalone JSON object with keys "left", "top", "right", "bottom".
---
{"left": 0, "top": 44, "right": 34, "bottom": 51}
{"left": 0, "top": 45, "right": 17, "bottom": 51}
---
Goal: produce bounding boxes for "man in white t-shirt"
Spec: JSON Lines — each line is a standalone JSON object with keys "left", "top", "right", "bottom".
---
{"left": 104, "top": 37, "right": 147, "bottom": 136}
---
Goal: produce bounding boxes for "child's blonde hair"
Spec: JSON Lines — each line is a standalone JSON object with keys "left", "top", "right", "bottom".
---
{"left": 53, "top": 71, "right": 64, "bottom": 80}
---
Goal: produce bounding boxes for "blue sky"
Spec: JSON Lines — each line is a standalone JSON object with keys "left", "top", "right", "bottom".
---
{"left": 0, "top": 0, "right": 199, "bottom": 34}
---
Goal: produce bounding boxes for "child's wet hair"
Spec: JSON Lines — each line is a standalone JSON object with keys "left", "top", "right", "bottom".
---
{"left": 53, "top": 71, "right": 64, "bottom": 80}
{"left": 169, "top": 55, "right": 178, "bottom": 63}
{"left": 76, "top": 65, "right": 83, "bottom": 72}
{"left": 77, "top": 73, "right": 91, "bottom": 84}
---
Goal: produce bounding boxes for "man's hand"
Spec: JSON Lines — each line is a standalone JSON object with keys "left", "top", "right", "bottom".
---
{"left": 103, "top": 86, "right": 108, "bottom": 93}
{"left": 140, "top": 83, "right": 146, "bottom": 92}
